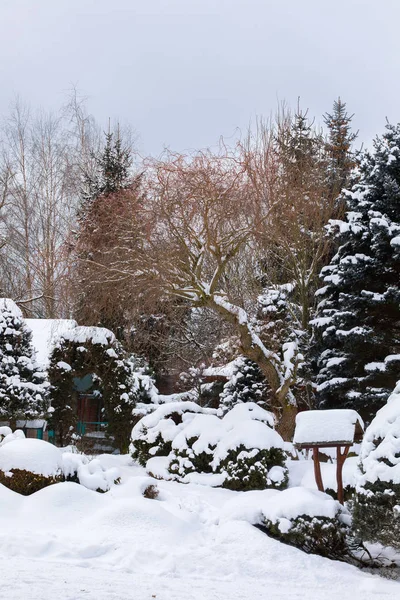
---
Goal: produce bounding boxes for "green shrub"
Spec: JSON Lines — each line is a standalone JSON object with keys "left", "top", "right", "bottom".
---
{"left": 0, "top": 468, "right": 63, "bottom": 496}
{"left": 353, "top": 480, "right": 400, "bottom": 549}
{"left": 260, "top": 514, "right": 349, "bottom": 559}
{"left": 132, "top": 429, "right": 173, "bottom": 467}
{"left": 221, "top": 446, "right": 288, "bottom": 491}
{"left": 352, "top": 382, "right": 400, "bottom": 549}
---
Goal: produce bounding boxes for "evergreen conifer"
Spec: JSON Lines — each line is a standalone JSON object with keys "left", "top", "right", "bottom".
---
{"left": 0, "top": 299, "right": 48, "bottom": 427}
{"left": 312, "top": 123, "right": 400, "bottom": 416}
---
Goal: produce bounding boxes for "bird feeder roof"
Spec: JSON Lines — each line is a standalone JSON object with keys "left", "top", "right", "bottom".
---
{"left": 293, "top": 409, "right": 364, "bottom": 448}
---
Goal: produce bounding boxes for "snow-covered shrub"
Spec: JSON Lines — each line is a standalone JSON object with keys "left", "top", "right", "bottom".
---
{"left": 62, "top": 452, "right": 121, "bottom": 492}
{"left": 135, "top": 401, "right": 288, "bottom": 491}
{"left": 0, "top": 426, "right": 12, "bottom": 442}
{"left": 213, "top": 419, "right": 287, "bottom": 491}
{"left": 219, "top": 357, "right": 269, "bottom": 412}
{"left": 168, "top": 414, "right": 226, "bottom": 477}
{"left": 353, "top": 381, "right": 400, "bottom": 548}
{"left": 0, "top": 436, "right": 63, "bottom": 495}
{"left": 260, "top": 488, "right": 350, "bottom": 559}
{"left": 130, "top": 401, "right": 214, "bottom": 466}
{"left": 0, "top": 299, "right": 49, "bottom": 427}
{"left": 0, "top": 433, "right": 121, "bottom": 495}
{"left": 142, "top": 483, "right": 159, "bottom": 499}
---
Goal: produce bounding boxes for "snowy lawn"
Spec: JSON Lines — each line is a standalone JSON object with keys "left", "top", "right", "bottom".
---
{"left": 0, "top": 455, "right": 398, "bottom": 600}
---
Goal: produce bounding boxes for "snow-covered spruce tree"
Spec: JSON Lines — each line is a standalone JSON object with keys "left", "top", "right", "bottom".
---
{"left": 80, "top": 129, "right": 132, "bottom": 206}
{"left": 312, "top": 123, "right": 400, "bottom": 416}
{"left": 0, "top": 299, "right": 48, "bottom": 427}
{"left": 219, "top": 357, "right": 269, "bottom": 412}
{"left": 353, "top": 381, "right": 400, "bottom": 549}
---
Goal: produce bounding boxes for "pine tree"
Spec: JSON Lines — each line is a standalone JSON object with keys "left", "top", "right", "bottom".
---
{"left": 0, "top": 299, "right": 48, "bottom": 427}
{"left": 324, "top": 98, "right": 358, "bottom": 201}
{"left": 75, "top": 128, "right": 134, "bottom": 334}
{"left": 312, "top": 123, "right": 400, "bottom": 417}
{"left": 277, "top": 106, "right": 324, "bottom": 189}
{"left": 80, "top": 128, "right": 132, "bottom": 208}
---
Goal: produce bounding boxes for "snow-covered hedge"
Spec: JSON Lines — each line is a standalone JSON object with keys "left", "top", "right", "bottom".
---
{"left": 0, "top": 432, "right": 120, "bottom": 495}
{"left": 48, "top": 327, "right": 149, "bottom": 452}
{"left": 0, "top": 434, "right": 64, "bottom": 495}
{"left": 131, "top": 402, "right": 288, "bottom": 491}
{"left": 353, "top": 381, "right": 400, "bottom": 548}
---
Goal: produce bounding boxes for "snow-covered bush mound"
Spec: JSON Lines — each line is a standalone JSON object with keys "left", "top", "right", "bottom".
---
{"left": 62, "top": 452, "right": 121, "bottom": 493}
{"left": 132, "top": 401, "right": 288, "bottom": 491}
{"left": 353, "top": 381, "right": 400, "bottom": 548}
{"left": 212, "top": 420, "right": 287, "bottom": 491}
{"left": 0, "top": 426, "right": 12, "bottom": 441}
{"left": 263, "top": 487, "right": 350, "bottom": 559}
{"left": 0, "top": 436, "right": 63, "bottom": 495}
{"left": 221, "top": 402, "right": 275, "bottom": 428}
{"left": 169, "top": 414, "right": 227, "bottom": 477}
{"left": 0, "top": 433, "right": 121, "bottom": 495}
{"left": 130, "top": 401, "right": 216, "bottom": 466}
{"left": 222, "top": 487, "right": 350, "bottom": 559}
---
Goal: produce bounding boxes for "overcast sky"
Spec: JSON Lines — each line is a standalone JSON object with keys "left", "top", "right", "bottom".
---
{"left": 1, "top": 0, "right": 400, "bottom": 155}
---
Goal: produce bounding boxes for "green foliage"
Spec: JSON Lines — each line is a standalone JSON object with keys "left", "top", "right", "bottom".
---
{"left": 261, "top": 513, "right": 349, "bottom": 560}
{"left": 220, "top": 357, "right": 269, "bottom": 412}
{"left": 221, "top": 445, "right": 288, "bottom": 491}
{"left": 324, "top": 97, "right": 358, "bottom": 198}
{"left": 169, "top": 438, "right": 215, "bottom": 478}
{"left": 131, "top": 430, "right": 172, "bottom": 467}
{"left": 48, "top": 332, "right": 137, "bottom": 452}
{"left": 0, "top": 299, "right": 48, "bottom": 424}
{"left": 0, "top": 468, "right": 63, "bottom": 496}
{"left": 353, "top": 481, "right": 400, "bottom": 549}
{"left": 81, "top": 130, "right": 132, "bottom": 206}
{"left": 312, "top": 123, "right": 400, "bottom": 416}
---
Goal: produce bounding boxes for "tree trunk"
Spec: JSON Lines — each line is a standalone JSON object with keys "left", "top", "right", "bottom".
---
{"left": 207, "top": 295, "right": 298, "bottom": 440}
{"left": 275, "top": 402, "right": 297, "bottom": 441}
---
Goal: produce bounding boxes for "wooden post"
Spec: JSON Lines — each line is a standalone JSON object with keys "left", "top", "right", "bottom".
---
{"left": 336, "top": 445, "right": 350, "bottom": 504}
{"left": 312, "top": 446, "right": 324, "bottom": 492}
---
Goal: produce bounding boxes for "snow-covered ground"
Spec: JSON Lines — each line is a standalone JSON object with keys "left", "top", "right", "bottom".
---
{"left": 0, "top": 455, "right": 398, "bottom": 600}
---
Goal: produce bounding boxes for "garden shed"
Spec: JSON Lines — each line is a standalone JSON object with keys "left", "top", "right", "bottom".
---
{"left": 293, "top": 409, "right": 364, "bottom": 503}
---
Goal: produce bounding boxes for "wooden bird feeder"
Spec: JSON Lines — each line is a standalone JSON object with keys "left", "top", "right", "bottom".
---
{"left": 293, "top": 409, "right": 364, "bottom": 504}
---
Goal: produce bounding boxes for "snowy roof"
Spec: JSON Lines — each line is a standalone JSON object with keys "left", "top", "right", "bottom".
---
{"left": 26, "top": 318, "right": 77, "bottom": 367}
{"left": 293, "top": 409, "right": 364, "bottom": 447}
